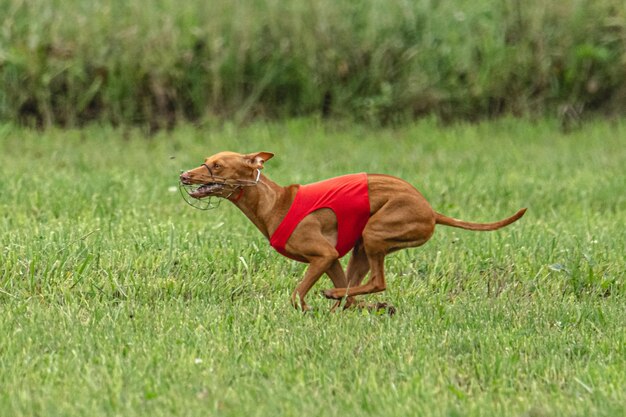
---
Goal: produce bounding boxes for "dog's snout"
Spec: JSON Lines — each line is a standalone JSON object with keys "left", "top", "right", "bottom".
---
{"left": 180, "top": 171, "right": 191, "bottom": 183}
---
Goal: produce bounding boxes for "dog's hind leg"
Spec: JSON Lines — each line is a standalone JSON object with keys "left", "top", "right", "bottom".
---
{"left": 322, "top": 251, "right": 387, "bottom": 299}
{"left": 344, "top": 242, "right": 395, "bottom": 313}
{"left": 322, "top": 196, "right": 433, "bottom": 301}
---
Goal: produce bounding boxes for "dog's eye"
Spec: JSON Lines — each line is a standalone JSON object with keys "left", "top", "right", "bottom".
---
{"left": 213, "top": 163, "right": 221, "bottom": 169}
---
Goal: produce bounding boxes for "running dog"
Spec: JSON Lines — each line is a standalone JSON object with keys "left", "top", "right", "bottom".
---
{"left": 180, "top": 151, "right": 526, "bottom": 312}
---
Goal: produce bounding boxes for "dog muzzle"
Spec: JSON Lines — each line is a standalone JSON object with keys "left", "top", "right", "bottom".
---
{"left": 179, "top": 169, "right": 261, "bottom": 210}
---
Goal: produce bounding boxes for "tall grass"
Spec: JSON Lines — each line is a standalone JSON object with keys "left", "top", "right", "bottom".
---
{"left": 1, "top": 0, "right": 625, "bottom": 128}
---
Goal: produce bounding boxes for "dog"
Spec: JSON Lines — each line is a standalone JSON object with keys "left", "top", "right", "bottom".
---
{"left": 180, "top": 151, "right": 526, "bottom": 312}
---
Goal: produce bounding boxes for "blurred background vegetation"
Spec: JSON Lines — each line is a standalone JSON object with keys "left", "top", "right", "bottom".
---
{"left": 0, "top": 0, "right": 624, "bottom": 129}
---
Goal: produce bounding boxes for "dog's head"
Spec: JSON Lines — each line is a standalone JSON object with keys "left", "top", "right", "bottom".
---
{"left": 179, "top": 151, "right": 274, "bottom": 200}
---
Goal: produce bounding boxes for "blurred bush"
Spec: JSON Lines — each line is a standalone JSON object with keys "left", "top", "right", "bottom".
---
{"left": 0, "top": 0, "right": 624, "bottom": 128}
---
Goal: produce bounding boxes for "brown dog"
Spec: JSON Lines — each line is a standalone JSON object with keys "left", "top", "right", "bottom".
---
{"left": 180, "top": 151, "right": 526, "bottom": 312}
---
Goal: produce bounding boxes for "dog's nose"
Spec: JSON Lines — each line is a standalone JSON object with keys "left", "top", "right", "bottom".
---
{"left": 180, "top": 171, "right": 191, "bottom": 183}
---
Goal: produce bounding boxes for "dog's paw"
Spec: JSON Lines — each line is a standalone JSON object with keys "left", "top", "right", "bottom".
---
{"left": 321, "top": 289, "right": 342, "bottom": 300}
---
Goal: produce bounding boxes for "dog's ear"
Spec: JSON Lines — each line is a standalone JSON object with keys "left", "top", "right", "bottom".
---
{"left": 244, "top": 152, "right": 274, "bottom": 169}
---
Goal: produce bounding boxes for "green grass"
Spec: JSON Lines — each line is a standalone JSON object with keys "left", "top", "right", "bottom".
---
{"left": 1, "top": 0, "right": 625, "bottom": 127}
{"left": 0, "top": 118, "right": 625, "bottom": 416}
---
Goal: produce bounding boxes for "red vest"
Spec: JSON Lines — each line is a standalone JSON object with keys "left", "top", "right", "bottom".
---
{"left": 270, "top": 173, "right": 370, "bottom": 261}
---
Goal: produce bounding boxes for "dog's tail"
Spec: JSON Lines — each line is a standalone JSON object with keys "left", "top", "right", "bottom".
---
{"left": 435, "top": 208, "right": 526, "bottom": 231}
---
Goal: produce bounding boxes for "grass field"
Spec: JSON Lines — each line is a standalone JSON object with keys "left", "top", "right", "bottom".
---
{"left": 2, "top": 0, "right": 625, "bottom": 126}
{"left": 0, "top": 118, "right": 625, "bottom": 416}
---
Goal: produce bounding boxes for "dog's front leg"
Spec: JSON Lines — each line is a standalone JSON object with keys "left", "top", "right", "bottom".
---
{"left": 323, "top": 260, "right": 351, "bottom": 312}
{"left": 291, "top": 256, "right": 336, "bottom": 311}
